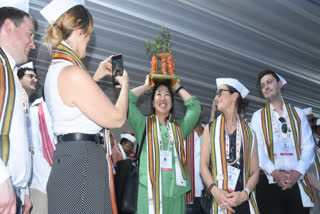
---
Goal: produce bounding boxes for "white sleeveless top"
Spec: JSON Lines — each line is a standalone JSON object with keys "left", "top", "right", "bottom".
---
{"left": 44, "top": 60, "right": 102, "bottom": 135}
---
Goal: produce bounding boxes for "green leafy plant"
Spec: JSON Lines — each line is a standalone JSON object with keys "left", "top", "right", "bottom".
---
{"left": 146, "top": 26, "right": 172, "bottom": 57}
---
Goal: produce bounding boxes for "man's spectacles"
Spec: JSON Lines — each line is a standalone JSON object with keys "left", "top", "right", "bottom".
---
{"left": 24, "top": 74, "right": 37, "bottom": 80}
{"left": 279, "top": 117, "right": 287, "bottom": 133}
{"left": 216, "top": 89, "right": 232, "bottom": 97}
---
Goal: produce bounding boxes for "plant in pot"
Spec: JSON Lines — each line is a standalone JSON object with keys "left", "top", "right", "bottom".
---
{"left": 146, "top": 26, "right": 178, "bottom": 85}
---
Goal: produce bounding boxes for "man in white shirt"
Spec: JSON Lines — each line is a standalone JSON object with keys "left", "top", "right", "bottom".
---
{"left": 303, "top": 107, "right": 320, "bottom": 148}
{"left": 251, "top": 69, "right": 315, "bottom": 214}
{"left": 303, "top": 107, "right": 320, "bottom": 214}
{"left": 186, "top": 109, "right": 204, "bottom": 214}
{"left": 0, "top": 1, "right": 37, "bottom": 213}
{"left": 18, "top": 62, "right": 54, "bottom": 214}
{"left": 118, "top": 132, "right": 136, "bottom": 160}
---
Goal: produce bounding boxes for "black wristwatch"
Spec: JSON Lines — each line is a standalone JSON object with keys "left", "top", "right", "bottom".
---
{"left": 243, "top": 188, "right": 251, "bottom": 198}
{"left": 208, "top": 182, "right": 216, "bottom": 192}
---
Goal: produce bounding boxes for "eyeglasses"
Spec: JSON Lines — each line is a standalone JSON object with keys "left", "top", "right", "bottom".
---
{"left": 215, "top": 89, "right": 232, "bottom": 97}
{"left": 279, "top": 117, "right": 287, "bottom": 133}
{"left": 24, "top": 74, "right": 37, "bottom": 80}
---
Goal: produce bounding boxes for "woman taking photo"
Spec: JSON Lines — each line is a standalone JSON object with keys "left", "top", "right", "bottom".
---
{"left": 40, "top": 1, "right": 128, "bottom": 213}
{"left": 200, "top": 78, "right": 259, "bottom": 214}
{"left": 127, "top": 76, "right": 201, "bottom": 213}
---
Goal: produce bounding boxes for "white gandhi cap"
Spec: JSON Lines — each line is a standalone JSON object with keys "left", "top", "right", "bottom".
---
{"left": 303, "top": 107, "right": 312, "bottom": 116}
{"left": 0, "top": 0, "right": 29, "bottom": 13}
{"left": 19, "top": 62, "right": 34, "bottom": 70}
{"left": 40, "top": 0, "right": 85, "bottom": 23}
{"left": 276, "top": 73, "right": 287, "bottom": 87}
{"left": 216, "top": 78, "right": 249, "bottom": 98}
{"left": 120, "top": 133, "right": 136, "bottom": 143}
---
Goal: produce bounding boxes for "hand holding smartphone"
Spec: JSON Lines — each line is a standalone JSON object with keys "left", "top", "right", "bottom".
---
{"left": 111, "top": 54, "right": 123, "bottom": 86}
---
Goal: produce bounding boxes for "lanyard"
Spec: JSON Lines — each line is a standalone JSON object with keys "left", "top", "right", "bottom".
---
{"left": 156, "top": 115, "right": 174, "bottom": 151}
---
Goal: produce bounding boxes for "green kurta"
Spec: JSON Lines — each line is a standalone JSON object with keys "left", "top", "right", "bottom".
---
{"left": 127, "top": 90, "right": 201, "bottom": 214}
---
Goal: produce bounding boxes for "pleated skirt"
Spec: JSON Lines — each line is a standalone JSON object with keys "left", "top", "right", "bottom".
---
{"left": 47, "top": 140, "right": 112, "bottom": 214}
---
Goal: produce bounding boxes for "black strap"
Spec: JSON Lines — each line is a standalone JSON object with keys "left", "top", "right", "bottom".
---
{"left": 135, "top": 126, "right": 146, "bottom": 166}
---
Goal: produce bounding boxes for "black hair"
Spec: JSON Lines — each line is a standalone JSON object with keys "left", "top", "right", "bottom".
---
{"left": 225, "top": 85, "right": 249, "bottom": 114}
{"left": 257, "top": 69, "right": 280, "bottom": 88}
{"left": 151, "top": 80, "right": 174, "bottom": 115}
{"left": 120, "top": 138, "right": 130, "bottom": 145}
{"left": 17, "top": 66, "right": 37, "bottom": 80}
{"left": 0, "top": 7, "right": 38, "bottom": 31}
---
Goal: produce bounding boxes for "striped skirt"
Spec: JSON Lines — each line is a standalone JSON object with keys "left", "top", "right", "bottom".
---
{"left": 47, "top": 140, "right": 112, "bottom": 214}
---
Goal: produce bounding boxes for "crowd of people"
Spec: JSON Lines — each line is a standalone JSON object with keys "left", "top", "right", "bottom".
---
{"left": 0, "top": 0, "right": 319, "bottom": 214}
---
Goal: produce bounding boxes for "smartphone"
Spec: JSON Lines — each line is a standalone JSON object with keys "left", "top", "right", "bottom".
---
{"left": 112, "top": 54, "right": 123, "bottom": 86}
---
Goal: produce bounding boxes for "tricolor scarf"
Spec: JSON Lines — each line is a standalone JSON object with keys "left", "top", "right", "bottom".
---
{"left": 105, "top": 129, "right": 118, "bottom": 214}
{"left": 186, "top": 131, "right": 195, "bottom": 204}
{"left": 52, "top": 43, "right": 88, "bottom": 72}
{"left": 146, "top": 114, "right": 186, "bottom": 214}
{"left": 314, "top": 150, "right": 320, "bottom": 180}
{"left": 209, "top": 114, "right": 259, "bottom": 214}
{"left": 261, "top": 100, "right": 315, "bottom": 204}
{"left": 0, "top": 47, "right": 15, "bottom": 165}
{"left": 38, "top": 101, "right": 55, "bottom": 166}
{"left": 312, "top": 135, "right": 320, "bottom": 180}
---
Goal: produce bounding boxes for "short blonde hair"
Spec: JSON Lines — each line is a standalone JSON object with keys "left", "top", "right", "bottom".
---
{"left": 44, "top": 5, "right": 93, "bottom": 47}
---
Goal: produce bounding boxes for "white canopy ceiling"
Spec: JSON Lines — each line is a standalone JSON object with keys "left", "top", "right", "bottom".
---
{"left": 29, "top": 0, "right": 320, "bottom": 122}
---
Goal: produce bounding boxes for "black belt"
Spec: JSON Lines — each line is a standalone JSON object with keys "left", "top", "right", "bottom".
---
{"left": 57, "top": 133, "right": 103, "bottom": 144}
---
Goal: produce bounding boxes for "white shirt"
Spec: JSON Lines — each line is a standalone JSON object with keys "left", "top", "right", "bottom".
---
{"left": 193, "top": 132, "right": 204, "bottom": 197}
{"left": 251, "top": 101, "right": 315, "bottom": 176}
{"left": 44, "top": 61, "right": 102, "bottom": 135}
{"left": 29, "top": 98, "right": 54, "bottom": 193}
{"left": 0, "top": 48, "right": 31, "bottom": 187}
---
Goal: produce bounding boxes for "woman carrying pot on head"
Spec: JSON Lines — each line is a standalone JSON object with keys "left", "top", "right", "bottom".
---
{"left": 200, "top": 78, "right": 259, "bottom": 214}
{"left": 40, "top": 0, "right": 129, "bottom": 213}
{"left": 127, "top": 76, "right": 201, "bottom": 213}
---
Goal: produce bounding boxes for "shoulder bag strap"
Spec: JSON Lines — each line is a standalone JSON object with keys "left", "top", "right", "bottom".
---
{"left": 136, "top": 126, "right": 147, "bottom": 165}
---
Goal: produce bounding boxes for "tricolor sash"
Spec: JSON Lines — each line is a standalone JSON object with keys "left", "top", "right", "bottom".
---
{"left": 52, "top": 43, "right": 88, "bottom": 72}
{"left": 209, "top": 114, "right": 259, "bottom": 214}
{"left": 38, "top": 101, "right": 55, "bottom": 166}
{"left": 186, "top": 131, "right": 195, "bottom": 204}
{"left": 105, "top": 129, "right": 118, "bottom": 214}
{"left": 0, "top": 47, "right": 15, "bottom": 165}
{"left": 312, "top": 135, "right": 320, "bottom": 180}
{"left": 146, "top": 114, "right": 186, "bottom": 214}
{"left": 260, "top": 101, "right": 315, "bottom": 204}
{"left": 314, "top": 150, "right": 320, "bottom": 180}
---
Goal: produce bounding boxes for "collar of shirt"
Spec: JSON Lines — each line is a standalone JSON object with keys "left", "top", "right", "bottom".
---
{"left": 269, "top": 97, "right": 289, "bottom": 120}
{"left": 1, "top": 47, "right": 16, "bottom": 70}
{"left": 30, "top": 97, "right": 44, "bottom": 108}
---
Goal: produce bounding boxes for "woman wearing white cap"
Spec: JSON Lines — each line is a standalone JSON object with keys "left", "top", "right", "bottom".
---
{"left": 200, "top": 78, "right": 259, "bottom": 214}
{"left": 40, "top": 0, "right": 128, "bottom": 213}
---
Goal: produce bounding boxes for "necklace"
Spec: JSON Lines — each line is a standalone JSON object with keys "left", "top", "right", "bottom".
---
{"left": 225, "top": 117, "right": 241, "bottom": 162}
{"left": 272, "top": 111, "right": 291, "bottom": 140}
